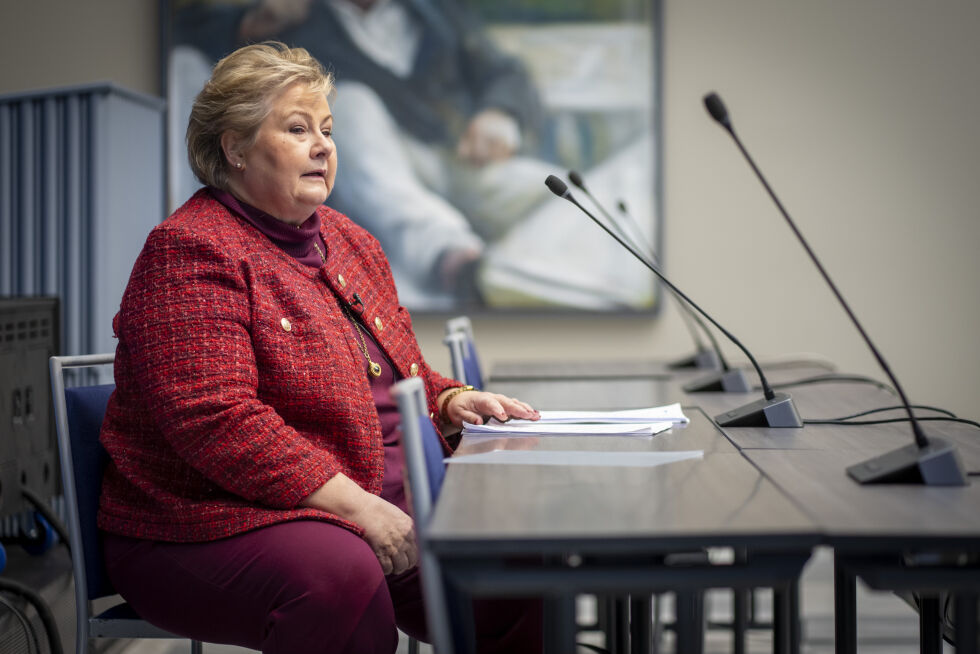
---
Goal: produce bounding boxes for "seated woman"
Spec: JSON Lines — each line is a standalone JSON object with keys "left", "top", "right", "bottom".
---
{"left": 99, "top": 42, "right": 541, "bottom": 654}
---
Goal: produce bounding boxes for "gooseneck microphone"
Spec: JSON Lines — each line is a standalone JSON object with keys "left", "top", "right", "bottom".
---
{"left": 703, "top": 92, "right": 966, "bottom": 485}
{"left": 566, "top": 170, "right": 722, "bottom": 372}
{"left": 545, "top": 175, "right": 802, "bottom": 427}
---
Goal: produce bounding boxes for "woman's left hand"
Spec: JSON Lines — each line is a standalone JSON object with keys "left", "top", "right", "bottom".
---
{"left": 441, "top": 389, "right": 540, "bottom": 428}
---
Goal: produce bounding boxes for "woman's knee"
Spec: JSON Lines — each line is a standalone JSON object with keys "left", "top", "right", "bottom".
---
{"left": 262, "top": 524, "right": 398, "bottom": 653}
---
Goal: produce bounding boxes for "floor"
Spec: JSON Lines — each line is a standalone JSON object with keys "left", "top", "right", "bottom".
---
{"left": 127, "top": 547, "right": 953, "bottom": 653}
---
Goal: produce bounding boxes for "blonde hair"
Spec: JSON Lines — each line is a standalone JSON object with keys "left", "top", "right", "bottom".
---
{"left": 186, "top": 42, "right": 334, "bottom": 190}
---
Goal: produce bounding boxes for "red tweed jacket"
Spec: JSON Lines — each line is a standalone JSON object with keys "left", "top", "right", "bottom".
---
{"left": 98, "top": 189, "right": 459, "bottom": 542}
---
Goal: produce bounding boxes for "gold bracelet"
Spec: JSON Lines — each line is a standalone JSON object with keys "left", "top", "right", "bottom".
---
{"left": 439, "top": 385, "right": 475, "bottom": 424}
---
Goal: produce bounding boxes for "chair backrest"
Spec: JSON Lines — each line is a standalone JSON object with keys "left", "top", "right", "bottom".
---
{"left": 443, "top": 317, "right": 484, "bottom": 389}
{"left": 51, "top": 355, "right": 207, "bottom": 653}
{"left": 49, "top": 354, "right": 116, "bottom": 606}
{"left": 444, "top": 316, "right": 475, "bottom": 342}
{"left": 444, "top": 332, "right": 471, "bottom": 389}
{"left": 391, "top": 377, "right": 454, "bottom": 654}
{"left": 392, "top": 378, "right": 446, "bottom": 520}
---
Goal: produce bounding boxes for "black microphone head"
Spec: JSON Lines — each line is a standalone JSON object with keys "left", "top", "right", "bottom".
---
{"left": 545, "top": 175, "right": 570, "bottom": 198}
{"left": 568, "top": 170, "right": 586, "bottom": 191}
{"left": 703, "top": 92, "right": 732, "bottom": 130}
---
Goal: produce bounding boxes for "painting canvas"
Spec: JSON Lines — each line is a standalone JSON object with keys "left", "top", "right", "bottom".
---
{"left": 163, "top": 0, "right": 662, "bottom": 314}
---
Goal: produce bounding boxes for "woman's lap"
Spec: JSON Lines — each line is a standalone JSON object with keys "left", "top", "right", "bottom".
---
{"left": 104, "top": 520, "right": 398, "bottom": 654}
{"left": 104, "top": 519, "right": 542, "bottom": 654}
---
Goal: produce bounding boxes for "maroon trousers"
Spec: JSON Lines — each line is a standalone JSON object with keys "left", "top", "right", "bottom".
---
{"left": 103, "top": 520, "right": 541, "bottom": 654}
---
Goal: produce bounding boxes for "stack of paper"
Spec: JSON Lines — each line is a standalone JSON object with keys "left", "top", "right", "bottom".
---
{"left": 462, "top": 403, "right": 688, "bottom": 437}
{"left": 449, "top": 449, "right": 703, "bottom": 467}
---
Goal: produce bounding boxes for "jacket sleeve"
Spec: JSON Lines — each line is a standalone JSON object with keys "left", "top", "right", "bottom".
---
{"left": 116, "top": 224, "right": 339, "bottom": 509}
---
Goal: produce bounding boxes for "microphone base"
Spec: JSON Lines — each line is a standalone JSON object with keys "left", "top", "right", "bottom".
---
{"left": 715, "top": 392, "right": 803, "bottom": 428}
{"left": 668, "top": 349, "right": 721, "bottom": 370}
{"left": 846, "top": 437, "right": 967, "bottom": 486}
{"left": 683, "top": 368, "right": 753, "bottom": 393}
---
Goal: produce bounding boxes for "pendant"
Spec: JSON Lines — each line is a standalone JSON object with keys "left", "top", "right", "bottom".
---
{"left": 369, "top": 361, "right": 382, "bottom": 378}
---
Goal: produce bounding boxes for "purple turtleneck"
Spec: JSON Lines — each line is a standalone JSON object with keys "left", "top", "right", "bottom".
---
{"left": 209, "top": 188, "right": 328, "bottom": 268}
{"left": 209, "top": 187, "right": 408, "bottom": 512}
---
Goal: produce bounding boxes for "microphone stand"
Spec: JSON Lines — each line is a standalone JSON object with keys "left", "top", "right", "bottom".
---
{"left": 567, "top": 171, "right": 722, "bottom": 372}
{"left": 546, "top": 175, "right": 802, "bottom": 428}
{"left": 703, "top": 92, "right": 966, "bottom": 484}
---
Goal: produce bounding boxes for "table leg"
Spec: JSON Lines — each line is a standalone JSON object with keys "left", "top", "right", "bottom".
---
{"left": 630, "top": 596, "right": 652, "bottom": 654}
{"left": 733, "top": 548, "right": 748, "bottom": 654}
{"left": 444, "top": 583, "right": 477, "bottom": 654}
{"left": 834, "top": 556, "right": 857, "bottom": 654}
{"left": 602, "top": 595, "right": 630, "bottom": 654}
{"left": 920, "top": 595, "right": 942, "bottom": 654}
{"left": 954, "top": 593, "right": 978, "bottom": 654}
{"left": 774, "top": 585, "right": 790, "bottom": 654}
{"left": 543, "top": 595, "right": 577, "bottom": 654}
{"left": 675, "top": 590, "right": 704, "bottom": 654}
{"left": 789, "top": 580, "right": 801, "bottom": 654}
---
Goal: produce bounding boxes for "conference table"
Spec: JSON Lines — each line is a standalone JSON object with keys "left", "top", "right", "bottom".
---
{"left": 424, "top": 358, "right": 980, "bottom": 654}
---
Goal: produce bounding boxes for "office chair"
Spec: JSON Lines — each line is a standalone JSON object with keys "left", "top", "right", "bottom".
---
{"left": 49, "top": 353, "right": 204, "bottom": 654}
{"left": 444, "top": 316, "right": 484, "bottom": 388}
{"left": 393, "top": 377, "right": 458, "bottom": 654}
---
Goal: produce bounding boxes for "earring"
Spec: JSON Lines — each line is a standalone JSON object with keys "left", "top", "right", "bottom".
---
{"left": 234, "top": 161, "right": 244, "bottom": 169}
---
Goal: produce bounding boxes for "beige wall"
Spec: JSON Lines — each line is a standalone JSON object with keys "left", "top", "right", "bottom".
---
{"left": 0, "top": 0, "right": 159, "bottom": 96}
{"left": 2, "top": 1, "right": 977, "bottom": 419}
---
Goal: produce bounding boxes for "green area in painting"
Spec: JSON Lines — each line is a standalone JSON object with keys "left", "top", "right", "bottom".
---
{"left": 466, "top": 0, "right": 651, "bottom": 23}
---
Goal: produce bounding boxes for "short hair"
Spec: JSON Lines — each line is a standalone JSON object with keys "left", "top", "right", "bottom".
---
{"left": 186, "top": 42, "right": 334, "bottom": 190}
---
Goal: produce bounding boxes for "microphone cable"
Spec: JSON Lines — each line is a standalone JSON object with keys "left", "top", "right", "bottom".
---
{"left": 802, "top": 409, "right": 980, "bottom": 474}
{"left": 804, "top": 415, "right": 979, "bottom": 430}
{"left": 760, "top": 373, "right": 895, "bottom": 394}
{"left": 748, "top": 355, "right": 837, "bottom": 372}
{"left": 823, "top": 404, "right": 957, "bottom": 421}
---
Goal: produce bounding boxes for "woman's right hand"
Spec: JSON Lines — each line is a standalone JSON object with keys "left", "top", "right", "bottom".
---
{"left": 348, "top": 494, "right": 418, "bottom": 575}
{"left": 300, "top": 472, "right": 418, "bottom": 575}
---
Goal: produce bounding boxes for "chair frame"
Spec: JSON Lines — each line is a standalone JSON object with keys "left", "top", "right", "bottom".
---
{"left": 443, "top": 316, "right": 475, "bottom": 342}
{"left": 393, "top": 377, "right": 457, "bottom": 654}
{"left": 50, "top": 353, "right": 203, "bottom": 654}
{"left": 443, "top": 331, "right": 470, "bottom": 387}
{"left": 443, "top": 316, "right": 483, "bottom": 389}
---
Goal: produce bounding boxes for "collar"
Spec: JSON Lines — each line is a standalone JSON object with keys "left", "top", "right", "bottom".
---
{"left": 209, "top": 187, "right": 326, "bottom": 267}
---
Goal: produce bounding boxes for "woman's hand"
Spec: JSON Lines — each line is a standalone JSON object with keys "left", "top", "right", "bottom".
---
{"left": 348, "top": 494, "right": 418, "bottom": 576}
{"left": 300, "top": 473, "right": 417, "bottom": 575}
{"left": 439, "top": 389, "right": 540, "bottom": 428}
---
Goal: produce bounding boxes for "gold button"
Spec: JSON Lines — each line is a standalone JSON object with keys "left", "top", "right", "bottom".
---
{"left": 410, "top": 363, "right": 419, "bottom": 376}
{"left": 337, "top": 274, "right": 346, "bottom": 288}
{"left": 429, "top": 411, "right": 435, "bottom": 419}
{"left": 280, "top": 317, "right": 292, "bottom": 332}
{"left": 374, "top": 317, "right": 383, "bottom": 330}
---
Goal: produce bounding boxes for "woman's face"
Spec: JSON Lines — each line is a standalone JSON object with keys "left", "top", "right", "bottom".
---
{"left": 226, "top": 83, "right": 337, "bottom": 224}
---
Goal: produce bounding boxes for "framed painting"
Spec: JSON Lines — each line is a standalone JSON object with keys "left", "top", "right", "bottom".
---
{"left": 162, "top": 0, "right": 662, "bottom": 314}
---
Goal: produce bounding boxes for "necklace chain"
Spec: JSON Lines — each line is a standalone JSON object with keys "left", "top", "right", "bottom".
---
{"left": 343, "top": 306, "right": 383, "bottom": 378}
{"left": 313, "top": 241, "right": 382, "bottom": 378}
{"left": 312, "top": 240, "right": 326, "bottom": 263}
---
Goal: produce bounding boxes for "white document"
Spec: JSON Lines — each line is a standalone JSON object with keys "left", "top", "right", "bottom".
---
{"left": 491, "top": 403, "right": 689, "bottom": 426}
{"left": 462, "top": 420, "right": 675, "bottom": 437}
{"left": 448, "top": 449, "right": 704, "bottom": 467}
